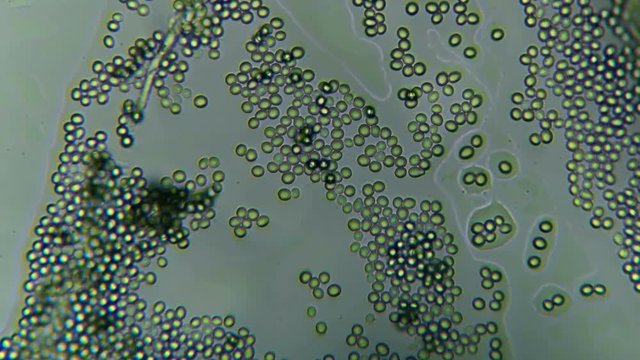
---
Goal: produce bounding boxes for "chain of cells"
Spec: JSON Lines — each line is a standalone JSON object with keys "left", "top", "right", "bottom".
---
{"left": 0, "top": 0, "right": 638, "bottom": 359}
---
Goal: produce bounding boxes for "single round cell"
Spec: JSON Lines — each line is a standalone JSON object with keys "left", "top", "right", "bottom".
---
{"left": 327, "top": 284, "right": 342, "bottom": 297}
{"left": 306, "top": 306, "right": 317, "bottom": 318}
{"left": 299, "top": 271, "right": 312, "bottom": 284}
{"left": 551, "top": 293, "right": 565, "bottom": 306}
{"left": 312, "top": 288, "right": 325, "bottom": 300}
{"left": 315, "top": 321, "right": 328, "bottom": 335}
{"left": 481, "top": 279, "right": 493, "bottom": 289}
{"left": 357, "top": 337, "right": 370, "bottom": 349}
{"left": 193, "top": 94, "right": 208, "bottom": 108}
{"left": 449, "top": 33, "right": 462, "bottom": 47}
{"left": 172, "top": 169, "right": 187, "bottom": 183}
{"left": 527, "top": 256, "right": 542, "bottom": 269}
{"left": 472, "top": 297, "right": 486, "bottom": 310}
{"left": 251, "top": 165, "right": 265, "bottom": 177}
{"left": 245, "top": 149, "right": 258, "bottom": 162}
{"left": 234, "top": 227, "right": 247, "bottom": 238}
{"left": 463, "top": 46, "right": 478, "bottom": 59}
{"left": 102, "top": 35, "right": 116, "bottom": 48}
{"left": 256, "top": 215, "right": 270, "bottom": 227}
{"left": 405, "top": 1, "right": 419, "bottom": 15}
{"left": 234, "top": 144, "right": 248, "bottom": 157}
{"left": 529, "top": 133, "right": 542, "bottom": 145}
{"left": 498, "top": 161, "right": 513, "bottom": 174}
{"left": 459, "top": 145, "right": 475, "bottom": 160}
{"left": 539, "top": 220, "right": 554, "bottom": 233}
{"left": 580, "top": 284, "right": 594, "bottom": 296}
{"left": 490, "top": 271, "right": 503, "bottom": 283}
{"left": 532, "top": 236, "right": 548, "bottom": 250}
{"left": 491, "top": 28, "right": 505, "bottom": 41}
{"left": 246, "top": 208, "right": 260, "bottom": 222}
{"left": 397, "top": 26, "right": 410, "bottom": 39}
{"left": 479, "top": 264, "right": 493, "bottom": 281}
{"left": 593, "top": 284, "right": 607, "bottom": 295}
{"left": 277, "top": 188, "right": 292, "bottom": 201}
{"left": 309, "top": 277, "right": 321, "bottom": 289}
{"left": 462, "top": 172, "right": 476, "bottom": 185}
{"left": 318, "top": 271, "right": 331, "bottom": 284}
{"left": 470, "top": 134, "right": 484, "bottom": 147}
{"left": 475, "top": 172, "right": 489, "bottom": 186}
{"left": 489, "top": 300, "right": 502, "bottom": 311}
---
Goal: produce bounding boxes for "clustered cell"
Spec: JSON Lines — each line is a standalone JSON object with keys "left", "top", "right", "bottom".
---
{"left": 470, "top": 215, "right": 514, "bottom": 248}
{"left": 9, "top": 0, "right": 640, "bottom": 358}
{"left": 351, "top": 0, "right": 387, "bottom": 37}
{"left": 345, "top": 324, "right": 371, "bottom": 351}
{"left": 276, "top": 187, "right": 301, "bottom": 201}
{"left": 227, "top": 206, "right": 270, "bottom": 239}
{"left": 460, "top": 166, "right": 492, "bottom": 194}
{"left": 541, "top": 293, "right": 566, "bottom": 313}
{"left": 0, "top": 110, "right": 259, "bottom": 359}
{"left": 457, "top": 133, "right": 485, "bottom": 161}
{"left": 533, "top": 285, "right": 571, "bottom": 316}
{"left": 298, "top": 270, "right": 342, "bottom": 300}
{"left": 525, "top": 218, "right": 555, "bottom": 270}
{"left": 343, "top": 186, "right": 502, "bottom": 358}
{"left": 467, "top": 202, "right": 517, "bottom": 251}
{"left": 82, "top": 0, "right": 270, "bottom": 148}
{"left": 579, "top": 283, "right": 607, "bottom": 297}
{"left": 473, "top": 265, "right": 507, "bottom": 313}
{"left": 116, "top": 0, "right": 151, "bottom": 17}
{"left": 512, "top": 0, "right": 640, "bottom": 292}
{"left": 389, "top": 27, "right": 428, "bottom": 77}
{"left": 103, "top": 11, "right": 124, "bottom": 49}
{"left": 217, "top": 22, "right": 500, "bottom": 348}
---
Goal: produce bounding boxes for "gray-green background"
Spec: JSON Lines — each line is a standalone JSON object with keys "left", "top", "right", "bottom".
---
{"left": 1, "top": 0, "right": 638, "bottom": 359}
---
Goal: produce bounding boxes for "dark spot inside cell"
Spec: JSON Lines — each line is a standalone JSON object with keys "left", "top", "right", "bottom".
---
{"left": 252, "top": 70, "right": 267, "bottom": 84}
{"left": 391, "top": 301, "right": 421, "bottom": 329}
{"left": 364, "top": 105, "right": 376, "bottom": 118}
{"left": 319, "top": 80, "right": 337, "bottom": 94}
{"left": 130, "top": 110, "right": 144, "bottom": 124}
{"left": 296, "top": 124, "right": 317, "bottom": 146}
{"left": 315, "top": 94, "right": 327, "bottom": 106}
{"left": 288, "top": 69, "right": 303, "bottom": 83}
{"left": 318, "top": 159, "right": 332, "bottom": 170}
{"left": 112, "top": 63, "right": 135, "bottom": 80}
{"left": 323, "top": 172, "right": 337, "bottom": 184}
{"left": 291, "top": 144, "right": 302, "bottom": 154}
{"left": 280, "top": 50, "right": 293, "bottom": 63}
{"left": 305, "top": 158, "right": 319, "bottom": 170}
{"left": 122, "top": 99, "right": 136, "bottom": 115}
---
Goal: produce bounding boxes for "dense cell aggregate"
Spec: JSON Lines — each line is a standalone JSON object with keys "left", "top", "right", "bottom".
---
{"left": 508, "top": 0, "right": 640, "bottom": 293}
{"left": 2, "top": 0, "right": 639, "bottom": 359}
{"left": 0, "top": 113, "right": 262, "bottom": 359}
